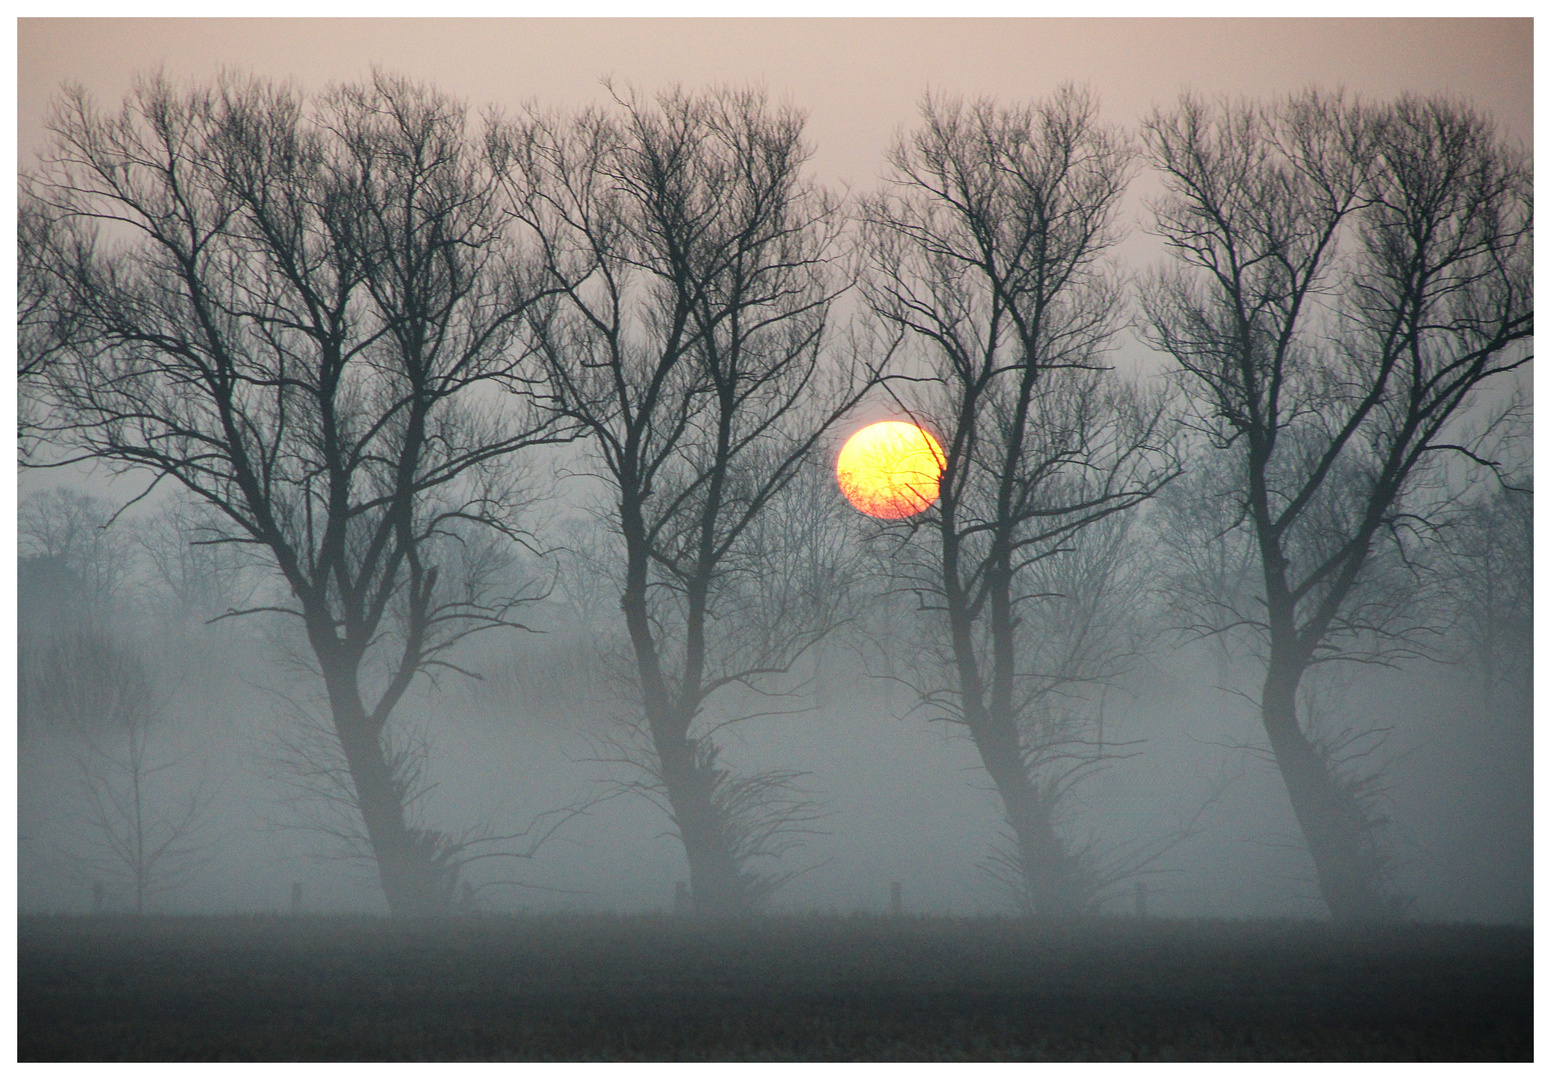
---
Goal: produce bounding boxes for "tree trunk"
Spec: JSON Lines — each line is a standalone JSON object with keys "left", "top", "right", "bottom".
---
{"left": 620, "top": 510, "right": 748, "bottom": 917}
{"left": 654, "top": 721, "right": 746, "bottom": 916}
{"left": 325, "top": 670, "right": 449, "bottom": 916}
{"left": 949, "top": 558, "right": 1083, "bottom": 918}
{"left": 1260, "top": 662, "right": 1387, "bottom": 923}
{"left": 970, "top": 712, "right": 1083, "bottom": 917}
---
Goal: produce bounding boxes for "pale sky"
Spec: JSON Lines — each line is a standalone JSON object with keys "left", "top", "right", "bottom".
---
{"left": 14, "top": 17, "right": 1534, "bottom": 499}
{"left": 17, "top": 18, "right": 1533, "bottom": 190}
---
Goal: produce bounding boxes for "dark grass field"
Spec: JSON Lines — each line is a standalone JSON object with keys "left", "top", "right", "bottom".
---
{"left": 17, "top": 913, "right": 1532, "bottom": 1061}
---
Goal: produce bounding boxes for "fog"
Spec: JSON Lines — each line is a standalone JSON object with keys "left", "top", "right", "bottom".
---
{"left": 16, "top": 473, "right": 1531, "bottom": 922}
{"left": 14, "top": 19, "right": 1532, "bottom": 928}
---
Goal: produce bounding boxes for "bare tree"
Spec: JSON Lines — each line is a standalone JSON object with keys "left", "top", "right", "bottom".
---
{"left": 18, "top": 184, "right": 89, "bottom": 458}
{"left": 17, "top": 487, "right": 136, "bottom": 629}
{"left": 25, "top": 628, "right": 214, "bottom": 914}
{"left": 860, "top": 89, "right": 1179, "bottom": 916}
{"left": 1440, "top": 475, "right": 1532, "bottom": 720}
{"left": 17, "top": 488, "right": 142, "bottom": 749}
{"left": 492, "top": 85, "right": 875, "bottom": 914}
{"left": 24, "top": 71, "right": 566, "bottom": 914}
{"left": 136, "top": 492, "right": 257, "bottom": 630}
{"left": 1142, "top": 90, "right": 1531, "bottom": 921}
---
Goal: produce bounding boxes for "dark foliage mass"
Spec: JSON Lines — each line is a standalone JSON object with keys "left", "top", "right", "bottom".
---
{"left": 19, "top": 914, "right": 1530, "bottom": 1061}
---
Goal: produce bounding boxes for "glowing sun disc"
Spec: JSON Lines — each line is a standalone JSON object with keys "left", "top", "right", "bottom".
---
{"left": 836, "top": 421, "right": 946, "bottom": 519}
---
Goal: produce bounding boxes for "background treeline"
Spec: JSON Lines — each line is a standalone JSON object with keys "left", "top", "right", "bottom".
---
{"left": 17, "top": 73, "right": 1531, "bottom": 923}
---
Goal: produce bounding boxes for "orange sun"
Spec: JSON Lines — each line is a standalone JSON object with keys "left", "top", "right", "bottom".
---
{"left": 836, "top": 421, "right": 946, "bottom": 519}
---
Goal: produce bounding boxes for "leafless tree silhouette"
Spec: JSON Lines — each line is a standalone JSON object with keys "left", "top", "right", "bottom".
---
{"left": 18, "top": 184, "right": 90, "bottom": 459}
{"left": 491, "top": 84, "right": 877, "bottom": 914}
{"left": 23, "top": 71, "right": 568, "bottom": 914}
{"left": 1440, "top": 475, "right": 1532, "bottom": 720}
{"left": 1142, "top": 90, "right": 1532, "bottom": 921}
{"left": 860, "top": 89, "right": 1180, "bottom": 916}
{"left": 24, "top": 628, "right": 215, "bottom": 914}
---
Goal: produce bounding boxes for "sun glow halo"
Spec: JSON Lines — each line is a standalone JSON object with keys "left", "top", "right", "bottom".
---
{"left": 836, "top": 421, "right": 946, "bottom": 519}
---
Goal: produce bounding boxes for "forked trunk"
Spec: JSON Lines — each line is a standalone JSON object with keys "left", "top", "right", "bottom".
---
{"left": 1261, "top": 663, "right": 1388, "bottom": 923}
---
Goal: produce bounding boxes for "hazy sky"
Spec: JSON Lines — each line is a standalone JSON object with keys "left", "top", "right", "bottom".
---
{"left": 13, "top": 17, "right": 1533, "bottom": 500}
{"left": 17, "top": 18, "right": 1533, "bottom": 189}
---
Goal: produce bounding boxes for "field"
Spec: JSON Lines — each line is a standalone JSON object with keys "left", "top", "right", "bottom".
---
{"left": 17, "top": 913, "right": 1532, "bottom": 1061}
